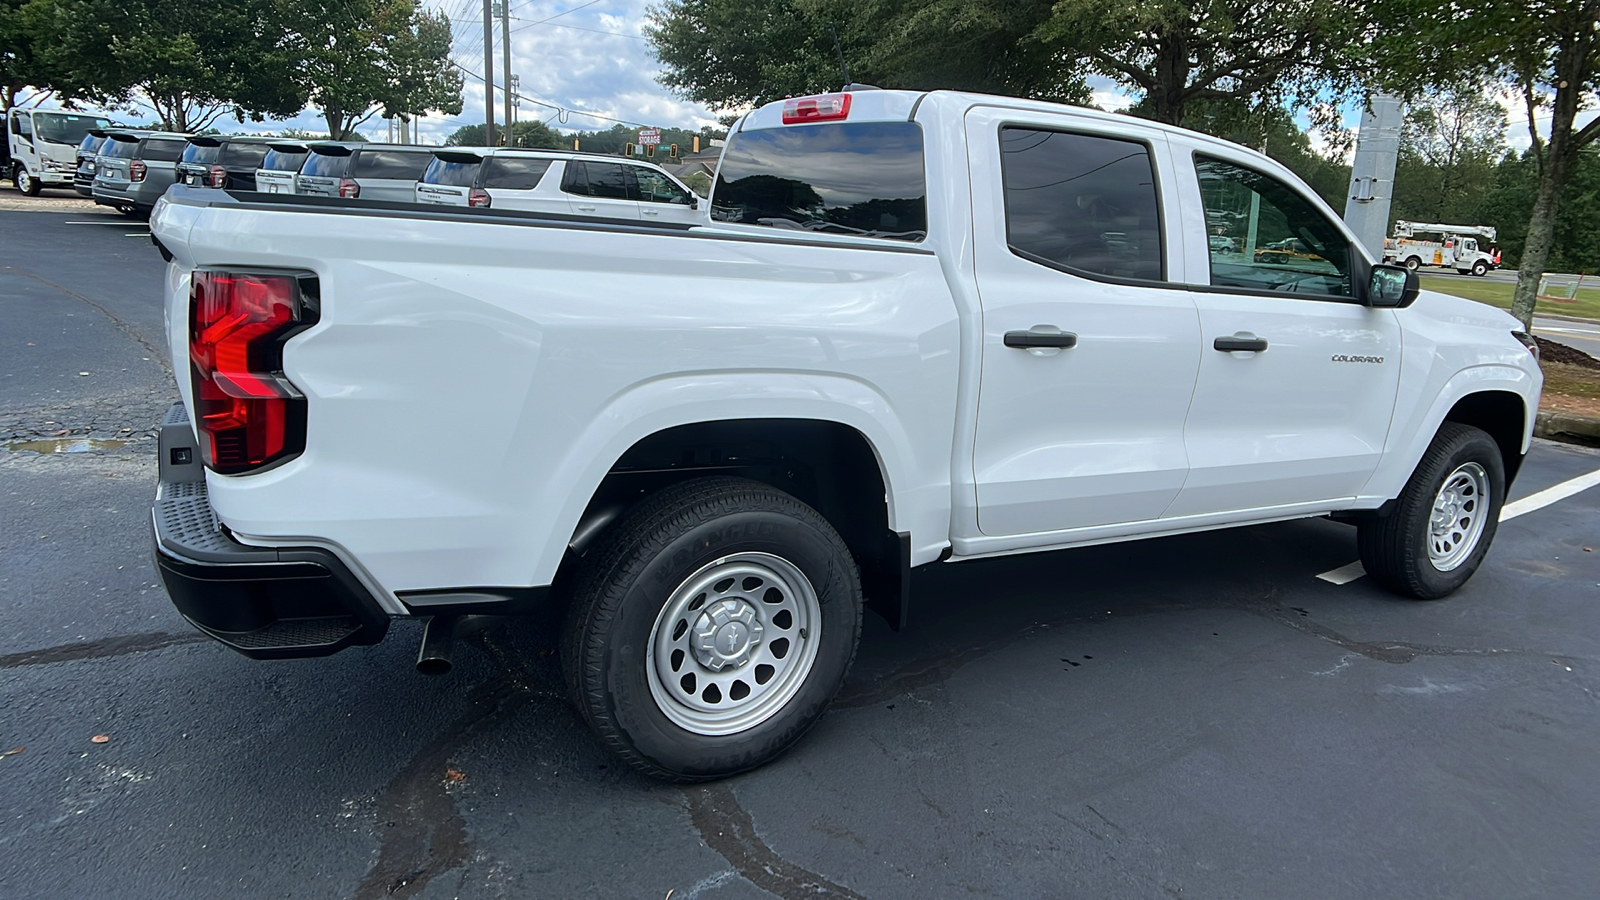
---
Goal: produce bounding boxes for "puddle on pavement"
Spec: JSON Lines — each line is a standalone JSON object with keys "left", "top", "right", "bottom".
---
{"left": 4, "top": 438, "right": 129, "bottom": 454}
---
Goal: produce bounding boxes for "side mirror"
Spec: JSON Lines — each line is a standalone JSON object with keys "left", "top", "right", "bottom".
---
{"left": 1367, "top": 264, "right": 1419, "bottom": 308}
{"left": 690, "top": 197, "right": 700, "bottom": 210}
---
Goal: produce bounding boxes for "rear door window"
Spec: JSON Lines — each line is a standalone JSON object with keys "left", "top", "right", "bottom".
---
{"left": 483, "top": 157, "right": 553, "bottom": 190}
{"left": 712, "top": 121, "right": 927, "bottom": 241}
{"left": 301, "top": 150, "right": 351, "bottom": 177}
{"left": 260, "top": 148, "right": 308, "bottom": 172}
{"left": 354, "top": 149, "right": 432, "bottom": 180}
{"left": 999, "top": 127, "right": 1165, "bottom": 282}
{"left": 563, "top": 161, "right": 632, "bottom": 199}
{"left": 422, "top": 156, "right": 482, "bottom": 187}
{"left": 220, "top": 142, "right": 270, "bottom": 168}
{"left": 140, "top": 139, "right": 188, "bottom": 162}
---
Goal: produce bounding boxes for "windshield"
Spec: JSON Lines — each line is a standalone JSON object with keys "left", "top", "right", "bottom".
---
{"left": 711, "top": 121, "right": 927, "bottom": 241}
{"left": 260, "top": 148, "right": 308, "bottom": 172}
{"left": 35, "top": 112, "right": 114, "bottom": 145}
{"left": 181, "top": 143, "right": 222, "bottom": 164}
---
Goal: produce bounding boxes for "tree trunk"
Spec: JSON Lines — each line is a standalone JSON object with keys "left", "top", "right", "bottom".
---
{"left": 325, "top": 110, "right": 346, "bottom": 140}
{"left": 1151, "top": 30, "right": 1190, "bottom": 126}
{"left": 1509, "top": 75, "right": 1583, "bottom": 330}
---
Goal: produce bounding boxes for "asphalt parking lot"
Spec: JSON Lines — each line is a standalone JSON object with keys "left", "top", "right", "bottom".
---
{"left": 4, "top": 200, "right": 1600, "bottom": 899}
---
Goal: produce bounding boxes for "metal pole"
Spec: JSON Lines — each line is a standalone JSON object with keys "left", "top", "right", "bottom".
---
{"left": 1343, "top": 94, "right": 1405, "bottom": 259}
{"left": 500, "top": 0, "right": 513, "bottom": 146}
{"left": 481, "top": 0, "right": 495, "bottom": 147}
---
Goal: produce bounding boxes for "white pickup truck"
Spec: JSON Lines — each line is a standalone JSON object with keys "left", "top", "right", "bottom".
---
{"left": 149, "top": 89, "right": 1542, "bottom": 781}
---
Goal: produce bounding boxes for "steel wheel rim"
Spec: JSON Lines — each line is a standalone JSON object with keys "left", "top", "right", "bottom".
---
{"left": 1428, "top": 462, "right": 1490, "bottom": 571}
{"left": 645, "top": 551, "right": 821, "bottom": 736}
{"left": 17, "top": 169, "right": 30, "bottom": 191}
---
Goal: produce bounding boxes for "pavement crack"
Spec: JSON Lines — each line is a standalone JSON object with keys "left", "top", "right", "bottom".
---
{"left": 683, "top": 783, "right": 869, "bottom": 900}
{"left": 354, "top": 675, "right": 527, "bottom": 900}
{"left": 0, "top": 631, "right": 211, "bottom": 669}
{"left": 4, "top": 266, "right": 172, "bottom": 376}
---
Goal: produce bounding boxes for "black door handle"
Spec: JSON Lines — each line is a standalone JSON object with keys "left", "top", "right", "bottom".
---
{"left": 1213, "top": 335, "right": 1268, "bottom": 352}
{"left": 1004, "top": 331, "right": 1078, "bottom": 349}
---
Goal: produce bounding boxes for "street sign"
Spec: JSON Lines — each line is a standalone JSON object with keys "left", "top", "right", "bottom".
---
{"left": 637, "top": 128, "right": 661, "bottom": 146}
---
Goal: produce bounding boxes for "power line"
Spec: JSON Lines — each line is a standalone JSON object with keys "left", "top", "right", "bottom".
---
{"left": 507, "top": 0, "right": 602, "bottom": 36}
{"left": 449, "top": 60, "right": 650, "bottom": 127}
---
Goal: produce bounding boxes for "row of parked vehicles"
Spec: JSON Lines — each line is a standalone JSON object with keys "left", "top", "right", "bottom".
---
{"left": 32, "top": 121, "right": 704, "bottom": 224}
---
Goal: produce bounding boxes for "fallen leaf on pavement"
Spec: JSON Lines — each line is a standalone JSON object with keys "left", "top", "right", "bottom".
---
{"left": 444, "top": 767, "right": 465, "bottom": 783}
{"left": 90, "top": 734, "right": 110, "bottom": 744}
{"left": 0, "top": 746, "right": 23, "bottom": 759}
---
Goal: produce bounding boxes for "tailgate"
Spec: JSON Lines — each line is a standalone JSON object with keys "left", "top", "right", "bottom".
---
{"left": 415, "top": 183, "right": 469, "bottom": 206}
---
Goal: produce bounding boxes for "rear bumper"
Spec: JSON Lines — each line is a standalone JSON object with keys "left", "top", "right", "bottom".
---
{"left": 151, "top": 404, "right": 390, "bottom": 659}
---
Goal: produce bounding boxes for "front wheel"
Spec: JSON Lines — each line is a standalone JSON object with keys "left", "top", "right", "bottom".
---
{"left": 1472, "top": 260, "right": 1489, "bottom": 277}
{"left": 561, "top": 476, "right": 862, "bottom": 781}
{"left": 15, "top": 164, "right": 41, "bottom": 196}
{"left": 1358, "top": 423, "right": 1505, "bottom": 599}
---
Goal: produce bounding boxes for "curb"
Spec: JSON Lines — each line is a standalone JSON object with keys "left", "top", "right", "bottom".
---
{"left": 1535, "top": 410, "right": 1600, "bottom": 445}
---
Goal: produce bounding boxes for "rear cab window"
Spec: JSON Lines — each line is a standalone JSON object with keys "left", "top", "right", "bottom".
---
{"left": 421, "top": 155, "right": 483, "bottom": 187}
{"left": 711, "top": 121, "right": 927, "bottom": 241}
{"left": 483, "top": 157, "right": 553, "bottom": 190}
{"left": 354, "top": 149, "right": 432, "bottom": 180}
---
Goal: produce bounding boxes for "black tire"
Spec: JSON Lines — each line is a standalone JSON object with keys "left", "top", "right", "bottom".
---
{"left": 1403, "top": 257, "right": 1422, "bottom": 272}
{"left": 561, "top": 476, "right": 862, "bottom": 781}
{"left": 1358, "top": 423, "right": 1505, "bottom": 599}
{"left": 1472, "top": 260, "right": 1489, "bottom": 277}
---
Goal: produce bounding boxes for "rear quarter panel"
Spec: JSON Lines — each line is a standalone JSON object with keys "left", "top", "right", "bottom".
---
{"left": 159, "top": 205, "right": 961, "bottom": 597}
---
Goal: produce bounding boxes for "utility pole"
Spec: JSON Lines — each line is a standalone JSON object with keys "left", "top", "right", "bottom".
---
{"left": 1343, "top": 94, "right": 1405, "bottom": 258}
{"left": 499, "top": 0, "right": 513, "bottom": 147}
{"left": 481, "top": 0, "right": 495, "bottom": 147}
{"left": 510, "top": 75, "right": 520, "bottom": 129}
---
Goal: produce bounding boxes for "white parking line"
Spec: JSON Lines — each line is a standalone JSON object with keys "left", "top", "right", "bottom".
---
{"left": 1316, "top": 465, "right": 1600, "bottom": 584}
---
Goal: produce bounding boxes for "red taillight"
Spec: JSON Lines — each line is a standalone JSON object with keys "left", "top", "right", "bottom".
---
{"left": 189, "top": 271, "right": 317, "bottom": 474}
{"left": 208, "top": 164, "right": 226, "bottom": 188}
{"left": 129, "top": 159, "right": 147, "bottom": 182}
{"left": 782, "top": 93, "right": 852, "bottom": 124}
{"left": 338, "top": 178, "right": 360, "bottom": 199}
{"left": 468, "top": 188, "right": 491, "bottom": 208}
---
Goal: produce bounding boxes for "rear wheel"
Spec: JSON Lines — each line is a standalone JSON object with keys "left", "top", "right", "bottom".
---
{"left": 561, "top": 476, "right": 862, "bottom": 781}
{"left": 1358, "top": 423, "right": 1504, "bottom": 599}
{"left": 1403, "top": 256, "right": 1421, "bottom": 271}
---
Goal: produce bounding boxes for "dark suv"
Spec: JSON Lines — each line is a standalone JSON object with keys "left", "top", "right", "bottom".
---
{"left": 174, "top": 136, "right": 276, "bottom": 191}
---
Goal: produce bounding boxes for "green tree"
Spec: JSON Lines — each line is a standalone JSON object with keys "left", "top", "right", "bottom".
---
{"left": 2, "top": 0, "right": 49, "bottom": 111}
{"left": 646, "top": 0, "right": 1089, "bottom": 115}
{"left": 648, "top": 0, "right": 1366, "bottom": 128}
{"left": 1373, "top": 0, "right": 1600, "bottom": 328}
{"left": 24, "top": 0, "right": 302, "bottom": 130}
{"left": 1390, "top": 87, "right": 1508, "bottom": 225}
{"left": 1034, "top": 0, "right": 1366, "bottom": 127}
{"left": 279, "top": 0, "right": 462, "bottom": 140}
{"left": 443, "top": 119, "right": 563, "bottom": 148}
{"left": 1476, "top": 149, "right": 1600, "bottom": 276}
